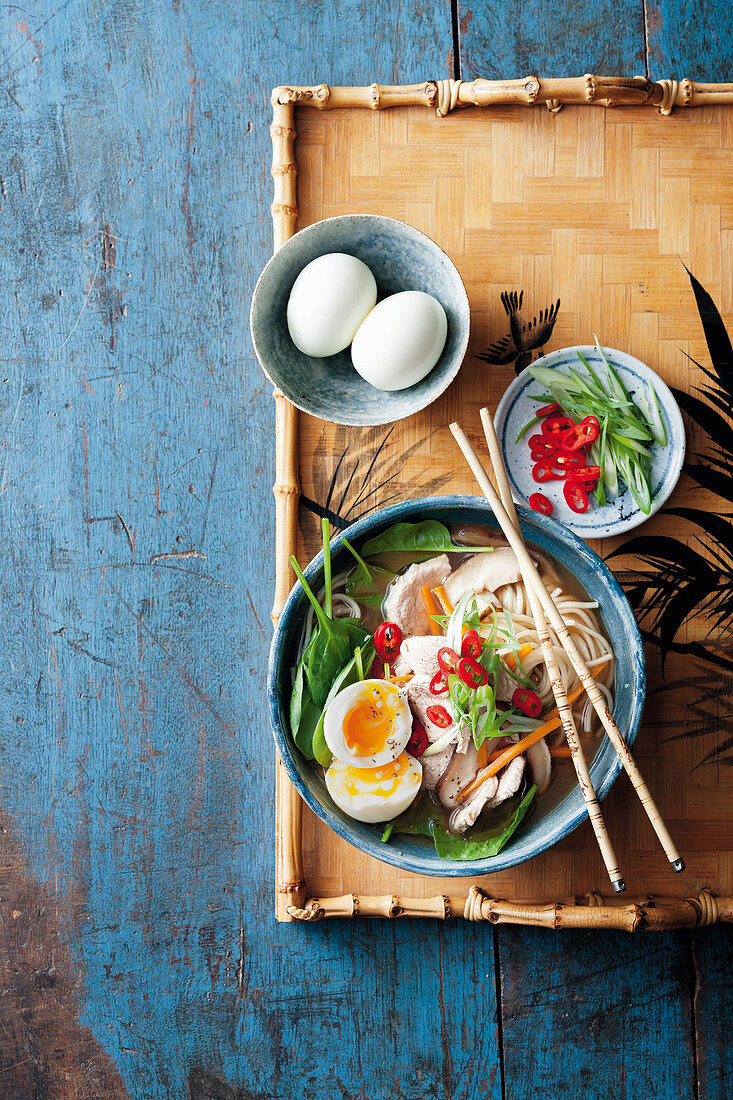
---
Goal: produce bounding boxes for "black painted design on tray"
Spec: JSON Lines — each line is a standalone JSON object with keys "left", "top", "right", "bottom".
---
{"left": 610, "top": 267, "right": 733, "bottom": 694}
{"left": 301, "top": 425, "right": 453, "bottom": 534}
{"left": 477, "top": 290, "right": 561, "bottom": 374}
{"left": 647, "top": 668, "right": 733, "bottom": 768}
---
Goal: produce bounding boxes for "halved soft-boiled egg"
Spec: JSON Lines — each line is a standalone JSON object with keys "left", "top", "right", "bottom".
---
{"left": 325, "top": 752, "right": 422, "bottom": 823}
{"left": 324, "top": 678, "right": 412, "bottom": 767}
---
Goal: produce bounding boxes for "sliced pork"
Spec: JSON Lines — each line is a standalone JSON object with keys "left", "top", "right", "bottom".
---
{"left": 492, "top": 661, "right": 518, "bottom": 704}
{"left": 406, "top": 676, "right": 458, "bottom": 743}
{"left": 383, "top": 554, "right": 451, "bottom": 636}
{"left": 400, "top": 635, "right": 444, "bottom": 677}
{"left": 450, "top": 775, "right": 499, "bottom": 833}
{"left": 492, "top": 754, "right": 526, "bottom": 805}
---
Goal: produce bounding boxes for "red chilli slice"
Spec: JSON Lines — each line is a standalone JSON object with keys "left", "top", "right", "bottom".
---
{"left": 528, "top": 435, "right": 557, "bottom": 457}
{"left": 374, "top": 621, "right": 402, "bottom": 661}
{"left": 553, "top": 450, "right": 587, "bottom": 470}
{"left": 457, "top": 657, "right": 488, "bottom": 689}
{"left": 429, "top": 670, "right": 449, "bottom": 696}
{"left": 532, "top": 461, "right": 557, "bottom": 483}
{"left": 529, "top": 492, "right": 553, "bottom": 516}
{"left": 563, "top": 415, "right": 600, "bottom": 451}
{"left": 406, "top": 720, "right": 428, "bottom": 757}
{"left": 461, "top": 629, "right": 482, "bottom": 659}
{"left": 541, "top": 414, "right": 574, "bottom": 437}
{"left": 570, "top": 465, "right": 601, "bottom": 480}
{"left": 426, "top": 704, "right": 453, "bottom": 728}
{"left": 437, "top": 646, "right": 460, "bottom": 676}
{"left": 513, "top": 686, "right": 542, "bottom": 717}
{"left": 564, "top": 480, "right": 589, "bottom": 513}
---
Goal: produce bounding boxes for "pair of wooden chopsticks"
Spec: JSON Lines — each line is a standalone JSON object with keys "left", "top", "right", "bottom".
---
{"left": 450, "top": 410, "right": 684, "bottom": 892}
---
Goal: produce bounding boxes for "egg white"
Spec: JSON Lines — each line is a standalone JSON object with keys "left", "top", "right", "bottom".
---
{"left": 351, "top": 290, "right": 448, "bottom": 391}
{"left": 325, "top": 752, "right": 422, "bottom": 823}
{"left": 323, "top": 678, "right": 412, "bottom": 767}
{"left": 286, "top": 253, "right": 377, "bottom": 357}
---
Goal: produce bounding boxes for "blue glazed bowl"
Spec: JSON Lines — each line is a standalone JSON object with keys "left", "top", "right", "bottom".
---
{"left": 250, "top": 215, "right": 470, "bottom": 426}
{"left": 268, "top": 495, "right": 645, "bottom": 878}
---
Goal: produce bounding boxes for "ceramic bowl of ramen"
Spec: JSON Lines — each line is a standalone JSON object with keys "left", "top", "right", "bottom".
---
{"left": 250, "top": 215, "right": 470, "bottom": 426}
{"left": 268, "top": 495, "right": 645, "bottom": 877}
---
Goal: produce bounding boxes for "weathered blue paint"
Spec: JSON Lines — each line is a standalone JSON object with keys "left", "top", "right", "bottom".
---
{"left": 645, "top": 0, "right": 733, "bottom": 81}
{"left": 498, "top": 927, "right": 698, "bottom": 1099}
{"left": 693, "top": 927, "right": 733, "bottom": 1100}
{"left": 0, "top": 0, "right": 731, "bottom": 1097}
{"left": 456, "top": 0, "right": 647, "bottom": 80}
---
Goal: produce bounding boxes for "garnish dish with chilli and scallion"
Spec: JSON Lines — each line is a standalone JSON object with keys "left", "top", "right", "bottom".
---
{"left": 518, "top": 341, "right": 669, "bottom": 518}
{"left": 289, "top": 518, "right": 615, "bottom": 860}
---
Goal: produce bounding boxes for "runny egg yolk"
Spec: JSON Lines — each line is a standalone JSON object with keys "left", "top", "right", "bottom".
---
{"left": 343, "top": 754, "right": 410, "bottom": 798}
{"left": 343, "top": 686, "right": 399, "bottom": 757}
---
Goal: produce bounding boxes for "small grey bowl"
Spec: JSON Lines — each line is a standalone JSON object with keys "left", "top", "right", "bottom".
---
{"left": 250, "top": 215, "right": 470, "bottom": 426}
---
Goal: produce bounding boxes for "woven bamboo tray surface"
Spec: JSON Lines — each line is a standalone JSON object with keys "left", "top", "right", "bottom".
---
{"left": 274, "top": 93, "right": 733, "bottom": 923}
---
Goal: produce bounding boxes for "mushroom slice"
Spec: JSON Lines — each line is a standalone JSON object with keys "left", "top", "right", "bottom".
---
{"left": 443, "top": 547, "right": 521, "bottom": 606}
{"left": 526, "top": 738, "right": 552, "bottom": 795}
{"left": 420, "top": 745, "right": 455, "bottom": 791}
{"left": 449, "top": 756, "right": 527, "bottom": 833}
{"left": 436, "top": 742, "right": 480, "bottom": 809}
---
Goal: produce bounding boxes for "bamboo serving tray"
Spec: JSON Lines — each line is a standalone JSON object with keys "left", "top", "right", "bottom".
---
{"left": 268, "top": 75, "right": 733, "bottom": 928}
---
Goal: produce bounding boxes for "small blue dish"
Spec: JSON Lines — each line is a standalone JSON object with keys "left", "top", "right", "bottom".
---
{"left": 250, "top": 215, "right": 470, "bottom": 426}
{"left": 268, "top": 495, "right": 645, "bottom": 878}
{"left": 495, "top": 345, "right": 686, "bottom": 539}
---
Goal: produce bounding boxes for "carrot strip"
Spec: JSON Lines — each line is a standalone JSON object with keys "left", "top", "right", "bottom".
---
{"left": 476, "top": 742, "right": 488, "bottom": 768}
{"left": 433, "top": 585, "right": 453, "bottom": 614}
{"left": 456, "top": 681, "right": 590, "bottom": 803}
{"left": 550, "top": 746, "right": 573, "bottom": 758}
{"left": 503, "top": 642, "right": 533, "bottom": 671}
{"left": 389, "top": 675, "right": 413, "bottom": 684}
{"left": 421, "top": 585, "right": 442, "bottom": 635}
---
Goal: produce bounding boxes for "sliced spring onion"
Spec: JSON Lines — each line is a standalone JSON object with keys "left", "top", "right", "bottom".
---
{"left": 640, "top": 384, "right": 668, "bottom": 446}
{"left": 527, "top": 342, "right": 662, "bottom": 514}
{"left": 422, "top": 727, "right": 458, "bottom": 757}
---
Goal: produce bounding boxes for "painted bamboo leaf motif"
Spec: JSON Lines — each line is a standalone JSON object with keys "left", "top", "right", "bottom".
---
{"left": 611, "top": 269, "right": 733, "bottom": 721}
{"left": 302, "top": 425, "right": 453, "bottom": 544}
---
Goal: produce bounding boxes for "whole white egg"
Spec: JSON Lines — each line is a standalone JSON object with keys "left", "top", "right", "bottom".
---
{"left": 323, "top": 678, "right": 412, "bottom": 768}
{"left": 350, "top": 290, "right": 448, "bottom": 391}
{"left": 325, "top": 752, "right": 422, "bottom": 823}
{"left": 286, "top": 253, "right": 377, "bottom": 357}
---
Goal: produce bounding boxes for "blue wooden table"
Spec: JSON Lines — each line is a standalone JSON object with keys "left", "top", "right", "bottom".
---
{"left": 1, "top": 3, "right": 731, "bottom": 1097}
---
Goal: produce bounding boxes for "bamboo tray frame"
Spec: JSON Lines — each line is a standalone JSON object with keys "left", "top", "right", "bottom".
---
{"left": 268, "top": 74, "right": 733, "bottom": 928}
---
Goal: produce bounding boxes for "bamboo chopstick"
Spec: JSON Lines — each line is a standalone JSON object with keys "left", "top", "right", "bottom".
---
{"left": 477, "top": 408, "right": 626, "bottom": 893}
{"left": 450, "top": 420, "right": 685, "bottom": 874}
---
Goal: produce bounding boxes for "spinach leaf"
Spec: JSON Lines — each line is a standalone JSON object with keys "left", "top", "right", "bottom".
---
{"left": 290, "top": 633, "right": 321, "bottom": 758}
{"left": 290, "top": 633, "right": 316, "bottom": 734}
{"left": 289, "top": 538, "right": 367, "bottom": 711}
{"left": 311, "top": 641, "right": 376, "bottom": 767}
{"left": 432, "top": 785, "right": 537, "bottom": 861}
{"left": 360, "top": 520, "right": 494, "bottom": 558}
{"left": 355, "top": 594, "right": 387, "bottom": 610}
{"left": 306, "top": 617, "right": 368, "bottom": 709}
{"left": 294, "top": 693, "right": 322, "bottom": 759}
{"left": 311, "top": 714, "right": 332, "bottom": 768}
{"left": 343, "top": 537, "right": 395, "bottom": 598}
